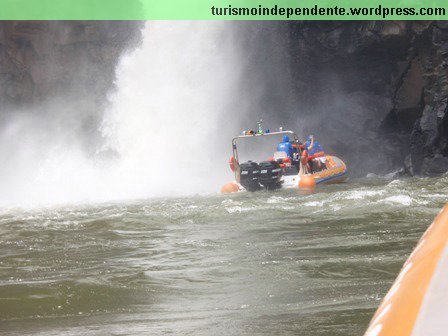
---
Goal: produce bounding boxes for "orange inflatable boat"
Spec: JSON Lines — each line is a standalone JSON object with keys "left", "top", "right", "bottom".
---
{"left": 365, "top": 203, "right": 448, "bottom": 336}
{"left": 221, "top": 126, "right": 348, "bottom": 193}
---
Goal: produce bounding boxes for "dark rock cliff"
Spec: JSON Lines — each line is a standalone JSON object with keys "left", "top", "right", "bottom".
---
{"left": 0, "top": 21, "right": 142, "bottom": 109}
{"left": 283, "top": 21, "right": 448, "bottom": 176}
{"left": 0, "top": 20, "right": 143, "bottom": 153}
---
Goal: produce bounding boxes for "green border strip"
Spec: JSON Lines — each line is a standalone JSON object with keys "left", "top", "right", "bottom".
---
{"left": 0, "top": 0, "right": 446, "bottom": 20}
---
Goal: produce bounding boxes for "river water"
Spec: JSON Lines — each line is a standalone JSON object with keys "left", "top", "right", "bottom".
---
{"left": 1, "top": 176, "right": 447, "bottom": 335}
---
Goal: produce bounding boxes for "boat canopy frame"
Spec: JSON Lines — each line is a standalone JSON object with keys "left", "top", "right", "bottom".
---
{"left": 231, "top": 130, "right": 305, "bottom": 179}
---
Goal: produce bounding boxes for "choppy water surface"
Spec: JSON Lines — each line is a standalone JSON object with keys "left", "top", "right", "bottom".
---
{"left": 1, "top": 176, "right": 447, "bottom": 335}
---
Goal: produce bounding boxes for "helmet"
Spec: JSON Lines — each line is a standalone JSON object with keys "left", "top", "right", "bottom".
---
{"left": 282, "top": 135, "right": 290, "bottom": 142}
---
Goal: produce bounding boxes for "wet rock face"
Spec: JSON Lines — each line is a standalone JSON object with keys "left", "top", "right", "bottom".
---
{"left": 285, "top": 21, "right": 448, "bottom": 176}
{"left": 1, "top": 20, "right": 447, "bottom": 176}
{"left": 0, "top": 21, "right": 142, "bottom": 109}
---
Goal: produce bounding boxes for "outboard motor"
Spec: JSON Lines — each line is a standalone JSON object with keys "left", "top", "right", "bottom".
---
{"left": 259, "top": 161, "right": 283, "bottom": 190}
{"left": 238, "top": 161, "right": 261, "bottom": 192}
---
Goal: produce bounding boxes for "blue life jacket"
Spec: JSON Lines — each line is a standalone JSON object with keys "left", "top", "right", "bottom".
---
{"left": 277, "top": 141, "right": 294, "bottom": 158}
{"left": 305, "top": 141, "right": 324, "bottom": 156}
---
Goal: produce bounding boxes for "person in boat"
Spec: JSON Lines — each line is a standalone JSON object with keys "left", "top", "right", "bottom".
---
{"left": 277, "top": 135, "right": 295, "bottom": 159}
{"left": 304, "top": 135, "right": 326, "bottom": 172}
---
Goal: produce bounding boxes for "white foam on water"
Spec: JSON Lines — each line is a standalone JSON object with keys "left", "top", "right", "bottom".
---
{"left": 343, "top": 190, "right": 385, "bottom": 200}
{"left": 387, "top": 179, "right": 403, "bottom": 187}
{"left": 331, "top": 205, "right": 342, "bottom": 211}
{"left": 382, "top": 195, "right": 413, "bottom": 206}
{"left": 303, "top": 201, "right": 325, "bottom": 207}
{"left": 267, "top": 196, "right": 294, "bottom": 204}
{"left": 225, "top": 206, "right": 243, "bottom": 214}
{"left": 421, "top": 194, "right": 447, "bottom": 199}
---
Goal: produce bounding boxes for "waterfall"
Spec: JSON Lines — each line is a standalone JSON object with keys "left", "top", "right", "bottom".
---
{"left": 0, "top": 22, "right": 245, "bottom": 206}
{"left": 101, "top": 21, "right": 243, "bottom": 198}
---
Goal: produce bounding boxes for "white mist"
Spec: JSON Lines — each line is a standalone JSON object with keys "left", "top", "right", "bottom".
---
{"left": 102, "top": 21, "right": 241, "bottom": 198}
{"left": 0, "top": 22, "right": 242, "bottom": 207}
